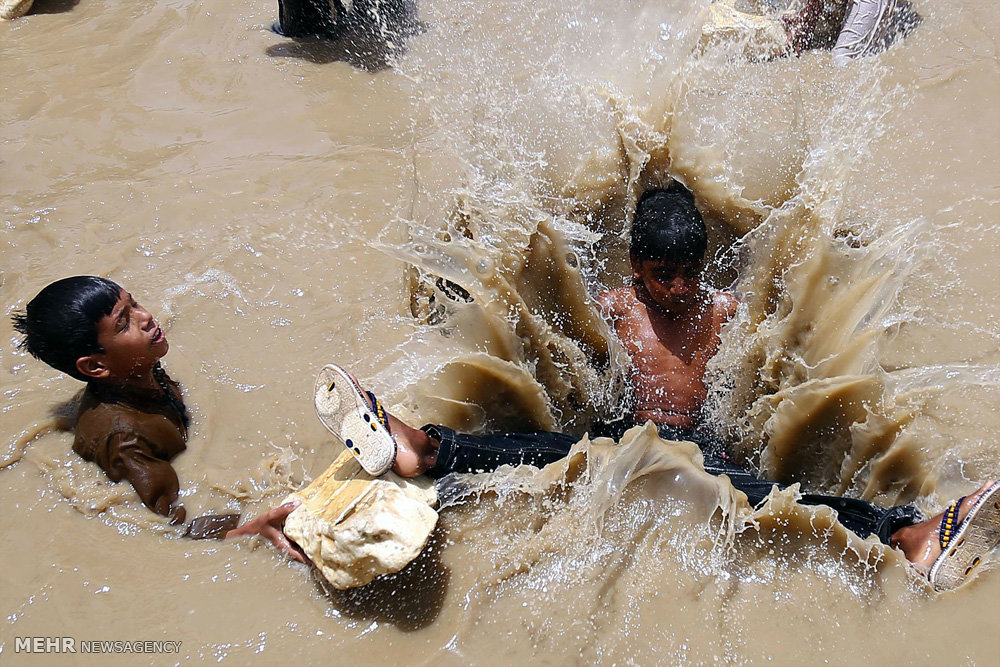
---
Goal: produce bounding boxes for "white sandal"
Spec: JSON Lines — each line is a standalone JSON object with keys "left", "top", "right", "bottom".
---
{"left": 313, "top": 364, "right": 397, "bottom": 476}
{"left": 927, "top": 481, "right": 1000, "bottom": 592}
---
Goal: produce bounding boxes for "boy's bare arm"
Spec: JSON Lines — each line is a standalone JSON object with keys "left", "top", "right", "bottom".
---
{"left": 226, "top": 501, "right": 308, "bottom": 563}
{"left": 108, "top": 434, "right": 186, "bottom": 523}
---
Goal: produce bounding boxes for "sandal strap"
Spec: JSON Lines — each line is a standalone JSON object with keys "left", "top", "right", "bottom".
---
{"left": 939, "top": 495, "right": 966, "bottom": 550}
{"left": 367, "top": 391, "right": 392, "bottom": 433}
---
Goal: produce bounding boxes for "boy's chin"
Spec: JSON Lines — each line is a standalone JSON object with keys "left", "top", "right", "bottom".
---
{"left": 151, "top": 338, "right": 170, "bottom": 358}
{"left": 662, "top": 302, "right": 699, "bottom": 318}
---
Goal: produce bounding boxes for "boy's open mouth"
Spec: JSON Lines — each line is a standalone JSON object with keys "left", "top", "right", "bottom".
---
{"left": 152, "top": 327, "right": 165, "bottom": 345}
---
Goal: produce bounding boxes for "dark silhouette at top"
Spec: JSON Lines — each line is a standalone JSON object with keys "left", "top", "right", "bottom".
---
{"left": 268, "top": 0, "right": 423, "bottom": 72}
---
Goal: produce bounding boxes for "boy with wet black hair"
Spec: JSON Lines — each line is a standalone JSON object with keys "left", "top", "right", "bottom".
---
{"left": 233, "top": 183, "right": 1000, "bottom": 591}
{"left": 630, "top": 182, "right": 706, "bottom": 265}
{"left": 13, "top": 277, "right": 237, "bottom": 537}
{"left": 596, "top": 182, "right": 736, "bottom": 434}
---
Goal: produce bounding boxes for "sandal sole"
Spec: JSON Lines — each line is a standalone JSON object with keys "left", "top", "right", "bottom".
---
{"left": 314, "top": 364, "right": 396, "bottom": 476}
{"left": 928, "top": 481, "right": 1000, "bottom": 592}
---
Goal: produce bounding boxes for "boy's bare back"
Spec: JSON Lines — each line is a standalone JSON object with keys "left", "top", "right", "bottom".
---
{"left": 599, "top": 285, "right": 737, "bottom": 428}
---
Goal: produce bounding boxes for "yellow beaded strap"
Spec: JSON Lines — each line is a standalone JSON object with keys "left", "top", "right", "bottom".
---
{"left": 366, "top": 391, "right": 392, "bottom": 434}
{"left": 939, "top": 496, "right": 966, "bottom": 550}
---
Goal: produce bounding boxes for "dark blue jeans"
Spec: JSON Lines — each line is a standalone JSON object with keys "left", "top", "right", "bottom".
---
{"left": 422, "top": 422, "right": 920, "bottom": 545}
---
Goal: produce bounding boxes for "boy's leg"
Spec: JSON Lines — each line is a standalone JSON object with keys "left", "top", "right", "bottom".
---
{"left": 420, "top": 425, "right": 579, "bottom": 477}
{"left": 382, "top": 412, "right": 577, "bottom": 478}
{"left": 320, "top": 365, "right": 577, "bottom": 478}
{"left": 390, "top": 405, "right": 918, "bottom": 547}
{"left": 703, "top": 447, "right": 1000, "bottom": 592}
{"left": 655, "top": 423, "right": 921, "bottom": 544}
{"left": 891, "top": 481, "right": 1000, "bottom": 590}
{"left": 393, "top": 410, "right": 998, "bottom": 590}
{"left": 798, "top": 494, "right": 921, "bottom": 543}
{"left": 700, "top": 449, "right": 919, "bottom": 542}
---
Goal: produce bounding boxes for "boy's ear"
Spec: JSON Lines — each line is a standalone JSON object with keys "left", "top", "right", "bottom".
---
{"left": 628, "top": 254, "right": 642, "bottom": 278}
{"left": 76, "top": 354, "right": 110, "bottom": 381}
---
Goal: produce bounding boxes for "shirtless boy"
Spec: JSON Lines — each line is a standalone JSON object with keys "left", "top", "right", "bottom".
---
{"left": 232, "top": 184, "right": 1000, "bottom": 592}
{"left": 13, "top": 276, "right": 237, "bottom": 538}
{"left": 597, "top": 185, "right": 736, "bottom": 433}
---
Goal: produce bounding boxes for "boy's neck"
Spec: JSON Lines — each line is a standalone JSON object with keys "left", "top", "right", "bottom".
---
{"left": 94, "top": 366, "right": 163, "bottom": 395}
{"left": 636, "top": 283, "right": 710, "bottom": 319}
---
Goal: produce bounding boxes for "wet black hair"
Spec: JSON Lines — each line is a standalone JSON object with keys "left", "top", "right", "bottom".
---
{"left": 11, "top": 276, "right": 122, "bottom": 382}
{"left": 630, "top": 181, "right": 707, "bottom": 267}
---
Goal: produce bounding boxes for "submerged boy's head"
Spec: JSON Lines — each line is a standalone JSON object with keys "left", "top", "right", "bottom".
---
{"left": 630, "top": 182, "right": 707, "bottom": 266}
{"left": 629, "top": 182, "right": 708, "bottom": 314}
{"left": 12, "top": 276, "right": 168, "bottom": 383}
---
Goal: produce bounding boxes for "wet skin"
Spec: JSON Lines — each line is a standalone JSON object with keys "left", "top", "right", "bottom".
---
{"left": 891, "top": 481, "right": 999, "bottom": 572}
{"left": 76, "top": 289, "right": 183, "bottom": 520}
{"left": 77, "top": 289, "right": 169, "bottom": 390}
{"left": 598, "top": 259, "right": 738, "bottom": 429}
{"left": 229, "top": 260, "right": 998, "bottom": 580}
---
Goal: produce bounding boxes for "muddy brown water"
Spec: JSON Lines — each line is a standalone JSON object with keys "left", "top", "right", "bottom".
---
{"left": 3, "top": 0, "right": 1000, "bottom": 664}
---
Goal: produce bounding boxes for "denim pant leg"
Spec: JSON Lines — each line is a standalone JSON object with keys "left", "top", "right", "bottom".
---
{"left": 651, "top": 424, "right": 921, "bottom": 545}
{"left": 423, "top": 425, "right": 578, "bottom": 477}
{"left": 422, "top": 422, "right": 921, "bottom": 545}
{"left": 695, "top": 449, "right": 921, "bottom": 544}
{"left": 797, "top": 494, "right": 923, "bottom": 544}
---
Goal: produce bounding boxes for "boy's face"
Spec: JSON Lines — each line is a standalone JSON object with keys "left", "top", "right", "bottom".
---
{"left": 632, "top": 258, "right": 701, "bottom": 315}
{"left": 78, "top": 289, "right": 169, "bottom": 382}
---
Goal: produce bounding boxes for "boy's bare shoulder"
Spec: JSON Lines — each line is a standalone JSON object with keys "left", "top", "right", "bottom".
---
{"left": 596, "top": 287, "right": 636, "bottom": 318}
{"left": 713, "top": 290, "right": 738, "bottom": 320}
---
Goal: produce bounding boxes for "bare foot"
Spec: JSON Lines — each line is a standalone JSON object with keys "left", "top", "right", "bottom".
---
{"left": 315, "top": 364, "right": 440, "bottom": 478}
{"left": 352, "top": 383, "right": 440, "bottom": 478}
{"left": 891, "top": 480, "right": 999, "bottom": 573}
{"left": 383, "top": 409, "right": 440, "bottom": 477}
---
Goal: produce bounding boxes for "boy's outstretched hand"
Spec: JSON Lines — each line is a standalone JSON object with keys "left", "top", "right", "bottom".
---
{"left": 226, "top": 500, "right": 308, "bottom": 564}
